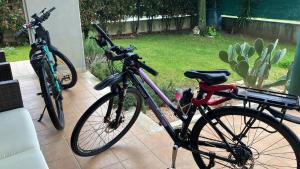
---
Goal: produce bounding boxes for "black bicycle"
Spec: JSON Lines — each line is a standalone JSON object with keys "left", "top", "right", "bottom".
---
{"left": 71, "top": 23, "right": 300, "bottom": 168}
{"left": 16, "top": 7, "right": 77, "bottom": 130}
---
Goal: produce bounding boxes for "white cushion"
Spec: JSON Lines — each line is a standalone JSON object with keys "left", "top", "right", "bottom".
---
{"left": 0, "top": 108, "right": 39, "bottom": 159}
{"left": 0, "top": 148, "right": 48, "bottom": 169}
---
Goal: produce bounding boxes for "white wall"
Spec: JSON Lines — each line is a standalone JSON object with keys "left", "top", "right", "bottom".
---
{"left": 22, "top": 0, "right": 86, "bottom": 71}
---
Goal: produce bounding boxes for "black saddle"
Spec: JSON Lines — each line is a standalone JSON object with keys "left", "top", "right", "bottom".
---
{"left": 184, "top": 69, "right": 230, "bottom": 85}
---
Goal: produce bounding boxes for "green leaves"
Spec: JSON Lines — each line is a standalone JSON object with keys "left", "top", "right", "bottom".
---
{"left": 237, "top": 60, "right": 249, "bottom": 78}
{"left": 218, "top": 37, "right": 288, "bottom": 89}
{"left": 219, "top": 50, "right": 229, "bottom": 63}
{"left": 0, "top": 2, "right": 25, "bottom": 31}
{"left": 254, "top": 38, "right": 264, "bottom": 56}
{"left": 271, "top": 48, "right": 287, "bottom": 64}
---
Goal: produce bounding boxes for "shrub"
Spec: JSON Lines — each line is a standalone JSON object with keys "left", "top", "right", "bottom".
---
{"left": 83, "top": 32, "right": 105, "bottom": 69}
{"left": 90, "top": 62, "right": 110, "bottom": 81}
{"left": 0, "top": 1, "right": 25, "bottom": 45}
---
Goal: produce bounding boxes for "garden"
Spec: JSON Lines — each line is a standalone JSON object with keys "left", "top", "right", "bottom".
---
{"left": 0, "top": 0, "right": 298, "bottom": 100}
{"left": 1, "top": 1, "right": 300, "bottom": 168}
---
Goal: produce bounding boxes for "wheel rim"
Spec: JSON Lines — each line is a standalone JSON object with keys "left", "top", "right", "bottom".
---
{"left": 196, "top": 114, "right": 297, "bottom": 168}
{"left": 76, "top": 91, "right": 138, "bottom": 153}
{"left": 55, "top": 56, "right": 73, "bottom": 87}
{"left": 45, "top": 68, "right": 64, "bottom": 125}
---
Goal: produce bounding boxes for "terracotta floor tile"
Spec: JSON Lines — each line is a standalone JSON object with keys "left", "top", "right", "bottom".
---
{"left": 121, "top": 153, "right": 166, "bottom": 169}
{"left": 152, "top": 146, "right": 198, "bottom": 169}
{"left": 37, "top": 128, "right": 64, "bottom": 146}
{"left": 33, "top": 114, "right": 55, "bottom": 132}
{"left": 111, "top": 136, "right": 150, "bottom": 161}
{"left": 130, "top": 123, "right": 149, "bottom": 136}
{"left": 48, "top": 156, "right": 80, "bottom": 169}
{"left": 75, "top": 150, "right": 120, "bottom": 169}
{"left": 41, "top": 140, "right": 73, "bottom": 162}
{"left": 135, "top": 132, "right": 173, "bottom": 150}
{"left": 100, "top": 162, "right": 125, "bottom": 169}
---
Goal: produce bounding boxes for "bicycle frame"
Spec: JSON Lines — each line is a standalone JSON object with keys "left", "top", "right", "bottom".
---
{"left": 116, "top": 67, "right": 242, "bottom": 164}
{"left": 42, "top": 45, "right": 62, "bottom": 93}
{"left": 125, "top": 68, "right": 206, "bottom": 143}
{"left": 30, "top": 23, "right": 62, "bottom": 93}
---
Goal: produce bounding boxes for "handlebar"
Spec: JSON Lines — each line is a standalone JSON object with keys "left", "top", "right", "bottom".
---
{"left": 34, "top": 7, "right": 55, "bottom": 23}
{"left": 92, "top": 23, "right": 158, "bottom": 76}
{"left": 138, "top": 61, "right": 158, "bottom": 76}
{"left": 92, "top": 23, "right": 114, "bottom": 46}
{"left": 110, "top": 52, "right": 158, "bottom": 76}
{"left": 110, "top": 53, "right": 126, "bottom": 61}
{"left": 15, "top": 7, "right": 55, "bottom": 37}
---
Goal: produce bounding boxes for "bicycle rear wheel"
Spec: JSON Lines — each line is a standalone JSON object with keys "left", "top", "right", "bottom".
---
{"left": 71, "top": 87, "right": 142, "bottom": 156}
{"left": 51, "top": 49, "right": 77, "bottom": 89}
{"left": 39, "top": 60, "right": 64, "bottom": 130}
{"left": 191, "top": 106, "right": 300, "bottom": 169}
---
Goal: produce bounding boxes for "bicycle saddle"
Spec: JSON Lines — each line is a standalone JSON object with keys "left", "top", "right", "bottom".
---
{"left": 184, "top": 69, "right": 230, "bottom": 85}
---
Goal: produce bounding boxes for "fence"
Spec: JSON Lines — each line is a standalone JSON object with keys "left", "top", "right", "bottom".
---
{"left": 217, "top": 0, "right": 300, "bottom": 21}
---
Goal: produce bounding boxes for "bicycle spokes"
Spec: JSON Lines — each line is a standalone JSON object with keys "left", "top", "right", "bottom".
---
{"left": 197, "top": 114, "right": 297, "bottom": 168}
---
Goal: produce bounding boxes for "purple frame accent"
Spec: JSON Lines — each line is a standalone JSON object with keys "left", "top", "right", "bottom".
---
{"left": 139, "top": 68, "right": 174, "bottom": 106}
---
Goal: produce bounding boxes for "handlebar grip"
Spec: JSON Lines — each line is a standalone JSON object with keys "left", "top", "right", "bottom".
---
{"left": 111, "top": 53, "right": 126, "bottom": 61}
{"left": 91, "top": 23, "right": 114, "bottom": 46}
{"left": 48, "top": 7, "right": 56, "bottom": 13}
{"left": 138, "top": 61, "right": 158, "bottom": 76}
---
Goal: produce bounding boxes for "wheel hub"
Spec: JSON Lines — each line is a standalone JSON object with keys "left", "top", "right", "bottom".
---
{"left": 230, "top": 146, "right": 254, "bottom": 168}
{"left": 104, "top": 116, "right": 124, "bottom": 133}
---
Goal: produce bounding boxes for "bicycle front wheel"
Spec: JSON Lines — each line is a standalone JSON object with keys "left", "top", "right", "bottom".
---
{"left": 191, "top": 106, "right": 300, "bottom": 169}
{"left": 39, "top": 61, "right": 64, "bottom": 130}
{"left": 71, "top": 87, "right": 142, "bottom": 156}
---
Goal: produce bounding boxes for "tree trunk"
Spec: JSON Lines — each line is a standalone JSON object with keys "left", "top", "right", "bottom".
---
{"left": 198, "top": 0, "right": 206, "bottom": 35}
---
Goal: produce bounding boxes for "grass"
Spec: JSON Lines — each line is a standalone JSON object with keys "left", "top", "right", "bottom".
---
{"left": 2, "top": 32, "right": 296, "bottom": 88}
{"left": 1, "top": 45, "right": 30, "bottom": 62}
{"left": 113, "top": 32, "right": 296, "bottom": 87}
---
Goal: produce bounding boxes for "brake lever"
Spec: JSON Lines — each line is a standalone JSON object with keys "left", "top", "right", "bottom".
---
{"left": 40, "top": 8, "right": 46, "bottom": 14}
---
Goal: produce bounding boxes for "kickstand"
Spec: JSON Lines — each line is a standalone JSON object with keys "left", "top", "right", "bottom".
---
{"left": 38, "top": 105, "right": 47, "bottom": 122}
{"left": 168, "top": 145, "right": 179, "bottom": 169}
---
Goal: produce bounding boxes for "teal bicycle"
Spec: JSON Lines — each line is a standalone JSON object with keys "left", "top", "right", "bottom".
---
{"left": 16, "top": 7, "right": 77, "bottom": 130}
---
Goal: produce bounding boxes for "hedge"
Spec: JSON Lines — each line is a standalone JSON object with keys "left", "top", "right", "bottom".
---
{"left": 79, "top": 0, "right": 198, "bottom": 37}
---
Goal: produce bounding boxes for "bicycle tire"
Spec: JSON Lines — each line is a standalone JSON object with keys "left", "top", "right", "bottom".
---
{"left": 191, "top": 106, "right": 300, "bottom": 169}
{"left": 38, "top": 60, "right": 65, "bottom": 130}
{"left": 51, "top": 49, "right": 77, "bottom": 89}
{"left": 30, "top": 48, "right": 77, "bottom": 89}
{"left": 71, "top": 87, "right": 142, "bottom": 156}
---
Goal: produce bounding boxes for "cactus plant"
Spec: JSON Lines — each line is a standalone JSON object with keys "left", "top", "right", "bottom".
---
{"left": 219, "top": 38, "right": 287, "bottom": 89}
{"left": 263, "top": 62, "right": 293, "bottom": 93}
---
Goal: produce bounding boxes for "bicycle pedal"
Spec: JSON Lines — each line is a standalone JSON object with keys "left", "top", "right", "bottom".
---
{"left": 61, "top": 75, "right": 71, "bottom": 81}
{"left": 36, "top": 92, "right": 42, "bottom": 96}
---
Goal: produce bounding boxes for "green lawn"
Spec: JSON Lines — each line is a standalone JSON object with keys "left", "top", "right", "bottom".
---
{"left": 114, "top": 33, "right": 296, "bottom": 87}
{"left": 2, "top": 46, "right": 30, "bottom": 62}
{"left": 2, "top": 32, "right": 296, "bottom": 88}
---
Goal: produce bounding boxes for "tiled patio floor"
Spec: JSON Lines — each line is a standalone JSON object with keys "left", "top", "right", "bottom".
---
{"left": 11, "top": 61, "right": 198, "bottom": 169}
{"left": 11, "top": 61, "right": 300, "bottom": 169}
